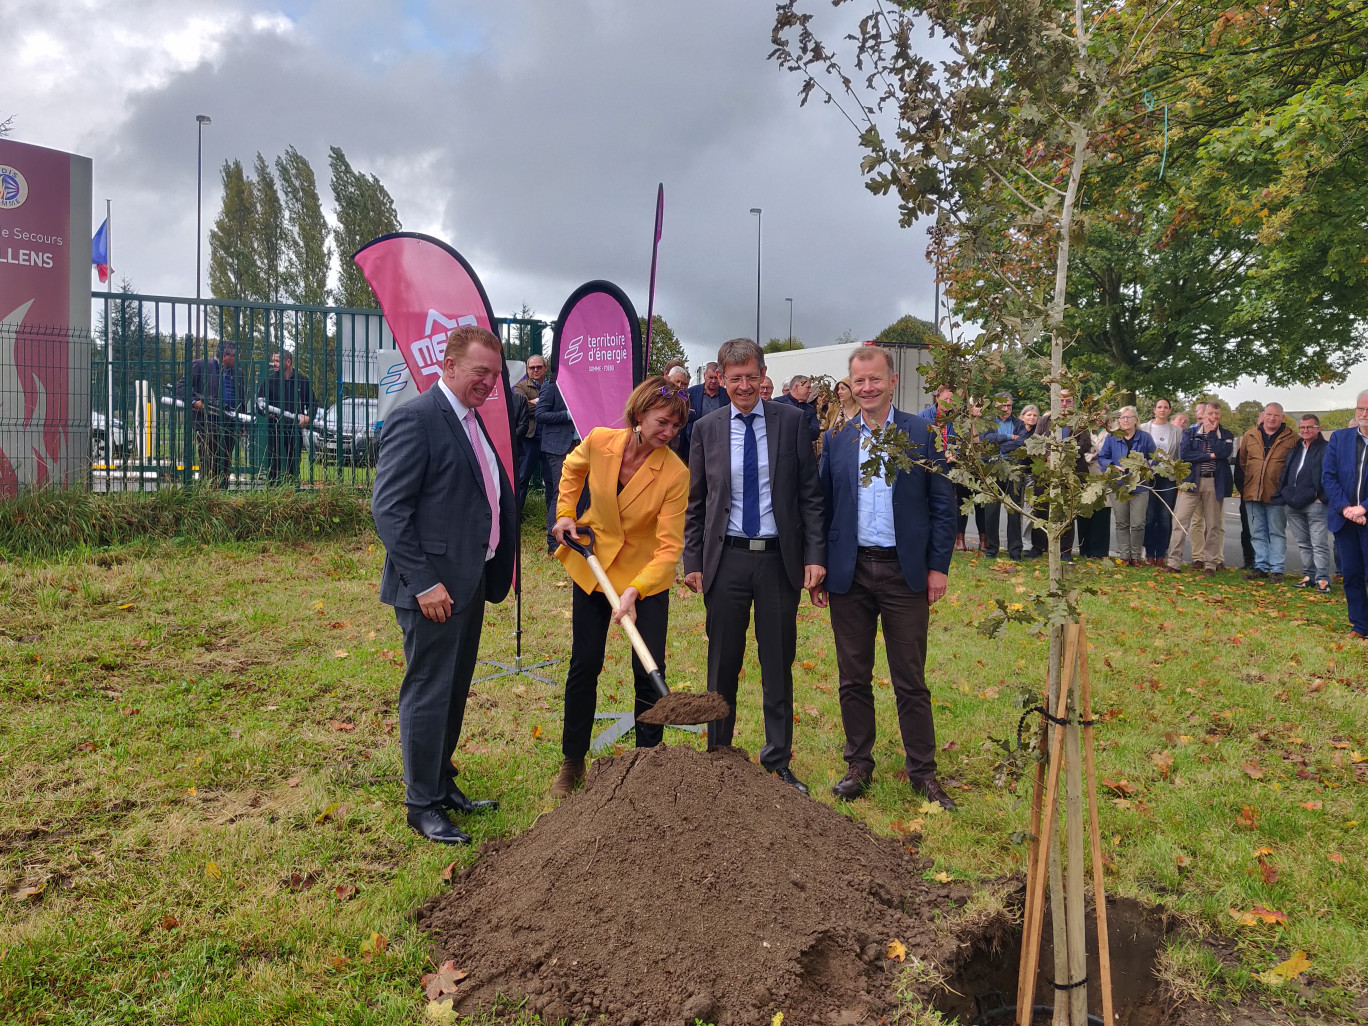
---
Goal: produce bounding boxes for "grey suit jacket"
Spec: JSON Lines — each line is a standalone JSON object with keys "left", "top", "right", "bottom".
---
{"left": 683, "top": 400, "right": 824, "bottom": 594}
{"left": 372, "top": 387, "right": 516, "bottom": 611}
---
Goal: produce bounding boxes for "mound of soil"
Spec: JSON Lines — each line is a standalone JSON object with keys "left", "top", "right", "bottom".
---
{"left": 634, "top": 690, "right": 730, "bottom": 726}
{"left": 419, "top": 745, "right": 970, "bottom": 1025}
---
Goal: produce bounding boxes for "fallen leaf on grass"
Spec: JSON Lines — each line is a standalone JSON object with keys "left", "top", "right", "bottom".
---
{"left": 1151, "top": 751, "right": 1174, "bottom": 778}
{"left": 425, "top": 999, "right": 458, "bottom": 1024}
{"left": 204, "top": 861, "right": 222, "bottom": 880}
{"left": 160, "top": 914, "right": 180, "bottom": 930}
{"left": 284, "top": 872, "right": 317, "bottom": 892}
{"left": 801, "top": 660, "right": 816, "bottom": 670}
{"left": 120, "top": 706, "right": 140, "bottom": 717}
{"left": 1174, "top": 854, "right": 1191, "bottom": 870}
{"left": 327, "top": 955, "right": 350, "bottom": 971}
{"left": 1102, "top": 778, "right": 1140, "bottom": 797}
{"left": 13, "top": 880, "right": 46, "bottom": 902}
{"left": 917, "top": 801, "right": 944, "bottom": 816}
{"left": 118, "top": 603, "right": 135, "bottom": 610}
{"left": 359, "top": 931, "right": 387, "bottom": 958}
{"left": 530, "top": 725, "right": 543, "bottom": 739}
{"left": 886, "top": 939, "right": 906, "bottom": 962}
{"left": 315, "top": 803, "right": 345, "bottom": 825}
{"left": 286, "top": 776, "right": 301, "bottom": 788}
{"left": 329, "top": 720, "right": 355, "bottom": 732}
{"left": 1229, "top": 905, "right": 1287, "bottom": 928}
{"left": 1235, "top": 806, "right": 1259, "bottom": 829}
{"left": 1328, "top": 852, "right": 1344, "bottom": 864}
{"left": 1258, "top": 950, "right": 1311, "bottom": 986}
{"left": 1251, "top": 846, "right": 1274, "bottom": 858}
{"left": 1258, "top": 859, "right": 1278, "bottom": 885}
{"left": 333, "top": 649, "right": 350, "bottom": 659}
{"left": 1352, "top": 751, "right": 1367, "bottom": 764}
{"left": 933, "top": 871, "right": 954, "bottom": 883}
{"left": 76, "top": 741, "right": 98, "bottom": 753}
{"left": 1241, "top": 762, "right": 1264, "bottom": 780}
{"left": 442, "top": 861, "right": 460, "bottom": 883}
{"left": 421, "top": 960, "right": 468, "bottom": 1000}
{"left": 1299, "top": 801, "right": 1322, "bottom": 811}
{"left": 335, "top": 884, "right": 358, "bottom": 900}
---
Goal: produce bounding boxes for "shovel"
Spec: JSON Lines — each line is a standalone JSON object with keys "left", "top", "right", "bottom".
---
{"left": 559, "top": 524, "right": 728, "bottom": 726}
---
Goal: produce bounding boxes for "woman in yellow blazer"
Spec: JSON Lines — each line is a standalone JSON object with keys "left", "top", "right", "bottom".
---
{"left": 547, "top": 377, "right": 691, "bottom": 798}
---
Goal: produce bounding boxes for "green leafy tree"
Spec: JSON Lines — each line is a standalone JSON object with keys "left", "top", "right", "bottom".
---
{"left": 208, "top": 159, "right": 260, "bottom": 303}
{"left": 1229, "top": 400, "right": 1265, "bottom": 436}
{"left": 876, "top": 315, "right": 939, "bottom": 349}
{"left": 275, "top": 146, "right": 332, "bottom": 307}
{"left": 763, "top": 337, "right": 804, "bottom": 353}
{"left": 95, "top": 278, "right": 164, "bottom": 413}
{"left": 252, "top": 153, "right": 286, "bottom": 305}
{"left": 329, "top": 146, "right": 401, "bottom": 309}
{"left": 641, "top": 315, "right": 686, "bottom": 377}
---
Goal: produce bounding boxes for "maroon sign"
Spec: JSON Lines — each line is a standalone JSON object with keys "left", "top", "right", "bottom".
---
{"left": 0, "top": 139, "right": 92, "bottom": 495}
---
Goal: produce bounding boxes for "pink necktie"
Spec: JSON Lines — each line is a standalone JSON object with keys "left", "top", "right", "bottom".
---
{"left": 464, "top": 409, "right": 500, "bottom": 555}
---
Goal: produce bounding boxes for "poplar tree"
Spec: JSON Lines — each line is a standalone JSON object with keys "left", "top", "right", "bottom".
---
{"left": 275, "top": 146, "right": 332, "bottom": 307}
{"left": 328, "top": 146, "right": 401, "bottom": 309}
{"left": 208, "top": 159, "right": 260, "bottom": 303}
{"left": 252, "top": 153, "right": 286, "bottom": 305}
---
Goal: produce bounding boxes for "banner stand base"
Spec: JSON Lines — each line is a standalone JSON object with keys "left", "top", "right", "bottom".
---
{"left": 590, "top": 711, "right": 702, "bottom": 754}
{"left": 473, "top": 655, "right": 562, "bottom": 686}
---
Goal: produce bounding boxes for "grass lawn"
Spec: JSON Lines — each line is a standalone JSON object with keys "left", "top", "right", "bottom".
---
{"left": 1, "top": 513, "right": 1365, "bottom": 1024}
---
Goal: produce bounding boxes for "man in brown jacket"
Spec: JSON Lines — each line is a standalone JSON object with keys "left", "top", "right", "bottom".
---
{"left": 1238, "top": 402, "right": 1297, "bottom": 582}
{"left": 512, "top": 354, "right": 548, "bottom": 514}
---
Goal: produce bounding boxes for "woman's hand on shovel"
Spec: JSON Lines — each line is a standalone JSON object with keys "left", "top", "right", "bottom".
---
{"left": 551, "top": 516, "right": 579, "bottom": 546}
{"left": 612, "top": 587, "right": 640, "bottom": 625}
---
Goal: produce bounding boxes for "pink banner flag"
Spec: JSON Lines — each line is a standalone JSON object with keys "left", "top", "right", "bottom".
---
{"left": 352, "top": 233, "right": 514, "bottom": 490}
{"left": 551, "top": 281, "right": 643, "bottom": 436}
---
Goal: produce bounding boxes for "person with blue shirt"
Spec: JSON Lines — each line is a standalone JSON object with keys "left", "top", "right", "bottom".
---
{"left": 1322, "top": 391, "right": 1368, "bottom": 638}
{"left": 682, "top": 362, "right": 729, "bottom": 460}
{"left": 1097, "top": 406, "right": 1157, "bottom": 565}
{"left": 176, "top": 340, "right": 247, "bottom": 488}
{"left": 814, "top": 346, "right": 958, "bottom": 809}
{"left": 977, "top": 392, "right": 1028, "bottom": 559}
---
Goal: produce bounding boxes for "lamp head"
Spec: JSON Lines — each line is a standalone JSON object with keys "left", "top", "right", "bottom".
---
{"left": 196, "top": 114, "right": 212, "bottom": 125}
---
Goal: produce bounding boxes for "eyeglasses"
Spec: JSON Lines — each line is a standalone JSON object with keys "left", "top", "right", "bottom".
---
{"left": 658, "top": 386, "right": 688, "bottom": 399}
{"left": 724, "top": 374, "right": 763, "bottom": 387}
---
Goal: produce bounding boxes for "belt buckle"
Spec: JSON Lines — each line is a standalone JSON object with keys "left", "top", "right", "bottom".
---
{"left": 748, "top": 538, "right": 767, "bottom": 552}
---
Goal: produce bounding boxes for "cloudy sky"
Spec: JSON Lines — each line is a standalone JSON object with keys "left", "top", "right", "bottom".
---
{"left": 7, "top": 0, "right": 1361, "bottom": 408}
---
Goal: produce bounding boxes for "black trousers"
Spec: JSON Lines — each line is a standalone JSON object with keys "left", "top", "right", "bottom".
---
{"left": 829, "top": 553, "right": 935, "bottom": 780}
{"left": 196, "top": 421, "right": 236, "bottom": 487}
{"left": 541, "top": 451, "right": 566, "bottom": 553}
{"left": 395, "top": 578, "right": 486, "bottom": 811}
{"left": 562, "top": 584, "right": 668, "bottom": 759}
{"left": 982, "top": 479, "right": 1024, "bottom": 558}
{"left": 1077, "top": 507, "right": 1113, "bottom": 558}
{"left": 265, "top": 423, "right": 301, "bottom": 483}
{"left": 704, "top": 547, "right": 799, "bottom": 771}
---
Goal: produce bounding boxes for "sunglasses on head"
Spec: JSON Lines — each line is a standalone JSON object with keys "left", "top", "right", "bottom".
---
{"left": 659, "top": 386, "right": 688, "bottom": 399}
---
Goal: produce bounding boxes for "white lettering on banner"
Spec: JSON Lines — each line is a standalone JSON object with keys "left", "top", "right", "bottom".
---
{"left": 0, "top": 228, "right": 65, "bottom": 245}
{"left": 0, "top": 248, "right": 54, "bottom": 268}
{"left": 564, "top": 331, "right": 628, "bottom": 372}
{"left": 407, "top": 310, "right": 478, "bottom": 381}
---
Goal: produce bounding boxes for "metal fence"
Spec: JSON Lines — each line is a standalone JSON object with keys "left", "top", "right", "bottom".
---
{"left": 86, "top": 291, "right": 550, "bottom": 492}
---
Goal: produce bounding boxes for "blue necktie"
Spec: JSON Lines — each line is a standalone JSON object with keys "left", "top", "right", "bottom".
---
{"left": 740, "top": 412, "right": 760, "bottom": 538}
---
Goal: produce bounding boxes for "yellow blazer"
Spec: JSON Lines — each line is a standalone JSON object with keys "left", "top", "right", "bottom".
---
{"left": 554, "top": 427, "right": 688, "bottom": 598}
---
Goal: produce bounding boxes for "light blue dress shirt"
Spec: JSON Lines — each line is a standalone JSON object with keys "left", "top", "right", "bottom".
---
{"left": 726, "top": 403, "right": 777, "bottom": 538}
{"left": 856, "top": 407, "right": 898, "bottom": 547}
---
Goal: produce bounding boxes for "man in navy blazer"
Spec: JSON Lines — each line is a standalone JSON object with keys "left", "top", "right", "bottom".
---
{"left": 814, "top": 346, "right": 958, "bottom": 808}
{"left": 1322, "top": 391, "right": 1368, "bottom": 638}
{"left": 535, "top": 375, "right": 578, "bottom": 554}
{"left": 372, "top": 326, "right": 517, "bottom": 845}
{"left": 682, "top": 362, "right": 729, "bottom": 460}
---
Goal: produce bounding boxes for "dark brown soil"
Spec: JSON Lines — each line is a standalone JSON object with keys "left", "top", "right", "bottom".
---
{"left": 418, "top": 744, "right": 969, "bottom": 1025}
{"left": 634, "top": 690, "right": 730, "bottom": 726}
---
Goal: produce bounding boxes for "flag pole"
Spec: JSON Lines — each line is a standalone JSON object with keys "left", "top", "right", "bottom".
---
{"left": 105, "top": 200, "right": 114, "bottom": 470}
{"left": 643, "top": 183, "right": 663, "bottom": 371}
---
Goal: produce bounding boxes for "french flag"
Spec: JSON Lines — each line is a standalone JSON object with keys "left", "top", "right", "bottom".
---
{"left": 92, "top": 218, "right": 109, "bottom": 282}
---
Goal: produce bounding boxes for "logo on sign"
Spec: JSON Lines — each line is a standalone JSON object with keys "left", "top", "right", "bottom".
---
{"left": 0, "top": 166, "right": 28, "bottom": 210}
{"left": 564, "top": 335, "right": 585, "bottom": 366}
{"left": 408, "top": 310, "right": 478, "bottom": 380}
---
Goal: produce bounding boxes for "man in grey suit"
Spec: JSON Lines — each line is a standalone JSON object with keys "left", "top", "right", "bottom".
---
{"left": 372, "top": 325, "right": 517, "bottom": 845}
{"left": 683, "top": 338, "right": 825, "bottom": 793}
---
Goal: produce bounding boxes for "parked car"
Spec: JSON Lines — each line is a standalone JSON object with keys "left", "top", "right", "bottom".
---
{"left": 90, "top": 411, "right": 133, "bottom": 460}
{"left": 315, "top": 397, "right": 380, "bottom": 466}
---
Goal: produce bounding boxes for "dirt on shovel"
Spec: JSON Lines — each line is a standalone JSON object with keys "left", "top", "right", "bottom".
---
{"left": 634, "top": 689, "right": 730, "bottom": 726}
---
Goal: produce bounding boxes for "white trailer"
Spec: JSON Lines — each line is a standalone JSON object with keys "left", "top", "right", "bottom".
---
{"left": 748, "top": 341, "right": 934, "bottom": 414}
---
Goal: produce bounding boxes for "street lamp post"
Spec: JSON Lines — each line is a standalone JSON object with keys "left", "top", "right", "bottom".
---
{"left": 195, "top": 114, "right": 212, "bottom": 352}
{"left": 749, "top": 207, "right": 762, "bottom": 346}
{"left": 785, "top": 297, "right": 793, "bottom": 351}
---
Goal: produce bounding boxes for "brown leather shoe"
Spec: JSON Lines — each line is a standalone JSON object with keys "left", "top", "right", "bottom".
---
{"left": 1192, "top": 560, "right": 1204, "bottom": 570}
{"left": 831, "top": 768, "right": 871, "bottom": 801}
{"left": 549, "top": 758, "right": 586, "bottom": 800}
{"left": 913, "top": 776, "right": 959, "bottom": 812}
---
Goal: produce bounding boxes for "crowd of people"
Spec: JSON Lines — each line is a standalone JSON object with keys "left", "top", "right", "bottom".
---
{"left": 371, "top": 326, "right": 1368, "bottom": 846}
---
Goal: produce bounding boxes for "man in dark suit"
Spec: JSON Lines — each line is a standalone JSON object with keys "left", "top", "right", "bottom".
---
{"left": 256, "top": 350, "right": 314, "bottom": 484}
{"left": 814, "top": 345, "right": 958, "bottom": 808}
{"left": 371, "top": 325, "right": 517, "bottom": 845}
{"left": 177, "top": 340, "right": 247, "bottom": 488}
{"left": 512, "top": 354, "right": 547, "bottom": 514}
{"left": 535, "top": 373, "right": 577, "bottom": 554}
{"left": 1322, "top": 390, "right": 1368, "bottom": 638}
{"left": 684, "top": 338, "right": 825, "bottom": 794}
{"left": 682, "top": 361, "right": 729, "bottom": 459}
{"left": 773, "top": 373, "right": 820, "bottom": 440}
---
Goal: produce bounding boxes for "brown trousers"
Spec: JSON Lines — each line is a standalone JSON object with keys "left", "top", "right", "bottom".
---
{"left": 1167, "top": 476, "right": 1224, "bottom": 569}
{"left": 829, "top": 553, "right": 935, "bottom": 780}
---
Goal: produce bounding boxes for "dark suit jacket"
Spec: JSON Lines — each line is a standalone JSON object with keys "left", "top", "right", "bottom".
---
{"left": 1274, "top": 435, "right": 1326, "bottom": 510}
{"left": 177, "top": 358, "right": 246, "bottom": 426}
{"left": 683, "top": 400, "right": 824, "bottom": 594}
{"left": 372, "top": 386, "right": 516, "bottom": 611}
{"left": 1179, "top": 424, "right": 1235, "bottom": 499}
{"left": 819, "top": 408, "right": 956, "bottom": 595}
{"left": 1323, "top": 427, "right": 1368, "bottom": 533}
{"left": 535, "top": 380, "right": 577, "bottom": 456}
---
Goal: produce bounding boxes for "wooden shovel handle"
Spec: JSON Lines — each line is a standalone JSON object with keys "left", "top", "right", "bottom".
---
{"left": 580, "top": 552, "right": 660, "bottom": 675}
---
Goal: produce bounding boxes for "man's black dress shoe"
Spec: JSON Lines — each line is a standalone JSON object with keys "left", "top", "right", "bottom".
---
{"left": 831, "top": 769, "right": 871, "bottom": 801}
{"left": 773, "top": 767, "right": 810, "bottom": 795}
{"left": 442, "top": 784, "right": 498, "bottom": 815}
{"left": 913, "top": 776, "right": 959, "bottom": 812}
{"left": 407, "top": 808, "right": 472, "bottom": 845}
